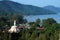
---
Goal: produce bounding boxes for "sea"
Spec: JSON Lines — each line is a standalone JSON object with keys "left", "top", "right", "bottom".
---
{"left": 24, "top": 13, "right": 60, "bottom": 23}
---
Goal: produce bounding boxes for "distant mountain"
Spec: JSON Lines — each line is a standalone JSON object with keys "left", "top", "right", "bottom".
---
{"left": 44, "top": 5, "right": 60, "bottom": 13}
{"left": 0, "top": 1, "right": 56, "bottom": 16}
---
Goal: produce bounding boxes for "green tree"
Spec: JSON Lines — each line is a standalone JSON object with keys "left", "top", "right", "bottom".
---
{"left": 0, "top": 16, "right": 7, "bottom": 27}
{"left": 7, "top": 14, "right": 24, "bottom": 26}
{"left": 35, "top": 18, "right": 40, "bottom": 25}
{"left": 23, "top": 19, "right": 28, "bottom": 24}
{"left": 43, "top": 18, "right": 56, "bottom": 27}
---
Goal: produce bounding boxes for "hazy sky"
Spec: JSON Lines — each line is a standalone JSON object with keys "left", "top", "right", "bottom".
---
{"left": 11, "top": 0, "right": 60, "bottom": 7}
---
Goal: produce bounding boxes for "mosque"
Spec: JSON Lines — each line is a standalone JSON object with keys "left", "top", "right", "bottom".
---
{"left": 8, "top": 20, "right": 20, "bottom": 33}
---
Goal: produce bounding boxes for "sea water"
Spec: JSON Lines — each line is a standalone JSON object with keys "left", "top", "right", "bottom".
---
{"left": 24, "top": 13, "right": 60, "bottom": 23}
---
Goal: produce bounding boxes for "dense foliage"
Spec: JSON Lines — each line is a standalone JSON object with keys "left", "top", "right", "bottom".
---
{"left": 0, "top": 15, "right": 60, "bottom": 40}
{"left": 0, "top": 14, "right": 24, "bottom": 30}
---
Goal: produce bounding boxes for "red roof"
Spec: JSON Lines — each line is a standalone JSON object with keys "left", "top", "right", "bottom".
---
{"left": 39, "top": 27, "right": 44, "bottom": 30}
{"left": 18, "top": 26, "right": 23, "bottom": 29}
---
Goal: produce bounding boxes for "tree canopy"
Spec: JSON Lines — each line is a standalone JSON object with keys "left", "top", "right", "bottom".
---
{"left": 42, "top": 18, "right": 56, "bottom": 27}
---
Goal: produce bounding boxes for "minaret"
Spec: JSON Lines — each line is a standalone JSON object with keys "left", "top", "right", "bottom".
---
{"left": 14, "top": 20, "right": 16, "bottom": 26}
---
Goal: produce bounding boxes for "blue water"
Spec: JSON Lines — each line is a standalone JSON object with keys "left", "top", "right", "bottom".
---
{"left": 24, "top": 13, "right": 60, "bottom": 23}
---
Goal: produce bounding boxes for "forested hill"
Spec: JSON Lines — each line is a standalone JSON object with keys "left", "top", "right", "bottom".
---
{"left": 44, "top": 5, "right": 60, "bottom": 13}
{"left": 0, "top": 1, "right": 56, "bottom": 16}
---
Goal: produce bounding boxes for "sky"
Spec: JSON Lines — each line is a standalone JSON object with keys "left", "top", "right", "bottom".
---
{"left": 11, "top": 0, "right": 60, "bottom": 7}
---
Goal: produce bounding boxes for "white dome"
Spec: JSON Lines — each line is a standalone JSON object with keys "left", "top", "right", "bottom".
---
{"left": 8, "top": 26, "right": 20, "bottom": 33}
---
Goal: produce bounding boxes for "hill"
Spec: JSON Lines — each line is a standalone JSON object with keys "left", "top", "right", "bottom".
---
{"left": 0, "top": 1, "right": 56, "bottom": 16}
{"left": 44, "top": 5, "right": 60, "bottom": 13}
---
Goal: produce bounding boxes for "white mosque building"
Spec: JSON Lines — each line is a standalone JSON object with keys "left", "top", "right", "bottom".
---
{"left": 8, "top": 20, "right": 20, "bottom": 33}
